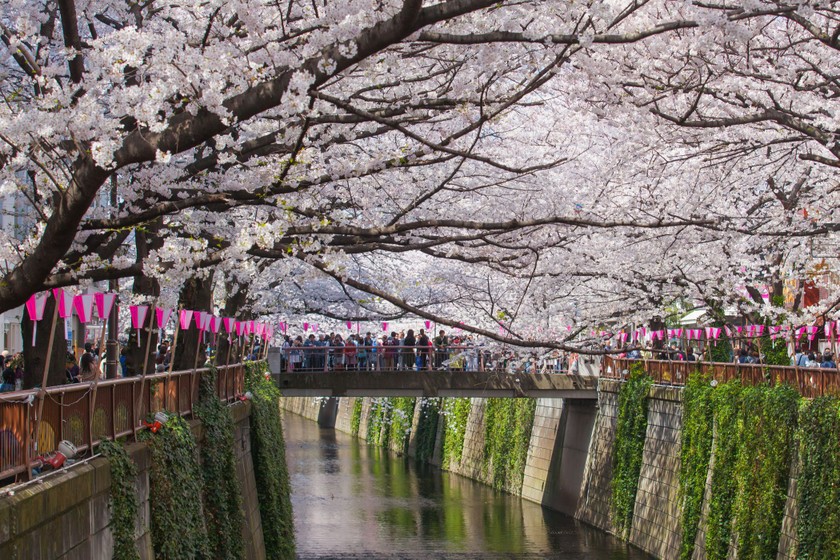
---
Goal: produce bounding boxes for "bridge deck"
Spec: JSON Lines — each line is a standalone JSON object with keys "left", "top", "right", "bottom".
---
{"left": 272, "top": 370, "right": 598, "bottom": 398}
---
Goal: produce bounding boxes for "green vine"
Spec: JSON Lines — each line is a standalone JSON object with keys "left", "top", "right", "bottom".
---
{"left": 99, "top": 439, "right": 141, "bottom": 560}
{"left": 366, "top": 398, "right": 391, "bottom": 446}
{"left": 193, "top": 369, "right": 245, "bottom": 560}
{"left": 705, "top": 381, "right": 742, "bottom": 560}
{"left": 482, "top": 398, "right": 536, "bottom": 492}
{"left": 139, "top": 414, "right": 210, "bottom": 560}
{"left": 441, "top": 398, "right": 471, "bottom": 467}
{"left": 796, "top": 396, "right": 840, "bottom": 559}
{"left": 733, "top": 384, "right": 798, "bottom": 560}
{"left": 245, "top": 361, "right": 296, "bottom": 560}
{"left": 611, "top": 363, "right": 652, "bottom": 538}
{"left": 350, "top": 398, "right": 363, "bottom": 436}
{"left": 678, "top": 372, "right": 714, "bottom": 560}
{"left": 413, "top": 398, "right": 440, "bottom": 462}
{"left": 388, "top": 397, "right": 416, "bottom": 454}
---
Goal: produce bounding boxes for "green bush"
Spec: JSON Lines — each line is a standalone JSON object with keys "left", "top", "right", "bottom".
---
{"left": 99, "top": 439, "right": 141, "bottom": 560}
{"left": 678, "top": 373, "right": 714, "bottom": 560}
{"left": 611, "top": 363, "right": 652, "bottom": 538}
{"left": 193, "top": 369, "right": 245, "bottom": 560}
{"left": 245, "top": 361, "right": 296, "bottom": 560}
{"left": 388, "top": 397, "right": 417, "bottom": 454}
{"left": 139, "top": 415, "right": 210, "bottom": 560}
{"left": 796, "top": 396, "right": 840, "bottom": 559}
{"left": 482, "top": 398, "right": 536, "bottom": 492}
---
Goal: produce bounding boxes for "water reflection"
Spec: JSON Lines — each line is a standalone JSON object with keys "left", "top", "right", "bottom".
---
{"left": 283, "top": 412, "right": 651, "bottom": 559}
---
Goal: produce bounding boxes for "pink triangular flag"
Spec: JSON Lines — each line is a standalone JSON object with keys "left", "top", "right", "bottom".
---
{"left": 223, "top": 317, "right": 235, "bottom": 333}
{"left": 235, "top": 321, "right": 245, "bottom": 337}
{"left": 209, "top": 316, "right": 221, "bottom": 334}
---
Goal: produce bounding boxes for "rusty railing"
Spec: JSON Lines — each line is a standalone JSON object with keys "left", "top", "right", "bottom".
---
{"left": 602, "top": 357, "right": 840, "bottom": 397}
{"left": 0, "top": 363, "right": 249, "bottom": 485}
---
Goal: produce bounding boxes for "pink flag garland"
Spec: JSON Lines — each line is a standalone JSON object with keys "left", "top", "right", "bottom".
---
{"left": 25, "top": 292, "right": 50, "bottom": 346}
{"left": 303, "top": 322, "right": 309, "bottom": 332}
{"left": 807, "top": 325, "right": 818, "bottom": 341}
{"left": 382, "top": 322, "right": 388, "bottom": 332}
{"left": 424, "top": 320, "right": 431, "bottom": 330}
{"left": 224, "top": 317, "right": 235, "bottom": 333}
{"left": 235, "top": 321, "right": 245, "bottom": 337}
{"left": 346, "top": 321, "right": 353, "bottom": 330}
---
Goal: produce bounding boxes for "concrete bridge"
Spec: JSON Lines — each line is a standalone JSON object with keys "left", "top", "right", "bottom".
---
{"left": 270, "top": 369, "right": 597, "bottom": 399}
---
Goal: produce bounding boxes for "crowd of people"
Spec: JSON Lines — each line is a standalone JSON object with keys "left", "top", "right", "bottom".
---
{"left": 619, "top": 340, "right": 836, "bottom": 368}
{"left": 280, "top": 329, "right": 487, "bottom": 372}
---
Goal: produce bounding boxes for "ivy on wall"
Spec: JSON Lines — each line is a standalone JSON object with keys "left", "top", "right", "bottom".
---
{"left": 388, "top": 397, "right": 417, "bottom": 454}
{"left": 733, "top": 384, "right": 798, "bottom": 560}
{"left": 413, "top": 398, "right": 440, "bottom": 462}
{"left": 441, "top": 398, "right": 472, "bottom": 467}
{"left": 482, "top": 398, "right": 536, "bottom": 493}
{"left": 350, "top": 398, "right": 363, "bottom": 436}
{"left": 366, "top": 398, "right": 391, "bottom": 446}
{"left": 796, "top": 396, "right": 840, "bottom": 559}
{"left": 245, "top": 362, "right": 296, "bottom": 560}
{"left": 139, "top": 415, "right": 210, "bottom": 560}
{"left": 99, "top": 439, "right": 141, "bottom": 560}
{"left": 704, "top": 381, "right": 742, "bottom": 560}
{"left": 678, "top": 372, "right": 714, "bottom": 560}
{"left": 611, "top": 363, "right": 651, "bottom": 538}
{"left": 193, "top": 369, "right": 245, "bottom": 560}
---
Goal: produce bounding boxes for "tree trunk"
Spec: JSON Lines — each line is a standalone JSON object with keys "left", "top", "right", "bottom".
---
{"left": 173, "top": 274, "right": 214, "bottom": 371}
{"left": 217, "top": 281, "right": 249, "bottom": 366}
{"left": 21, "top": 297, "right": 68, "bottom": 388}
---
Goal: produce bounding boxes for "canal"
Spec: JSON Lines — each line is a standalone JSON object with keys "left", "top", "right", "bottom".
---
{"left": 283, "top": 412, "right": 653, "bottom": 559}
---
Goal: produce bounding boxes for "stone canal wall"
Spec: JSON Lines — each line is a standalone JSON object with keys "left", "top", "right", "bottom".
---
{"left": 0, "top": 402, "right": 266, "bottom": 560}
{"left": 280, "top": 379, "right": 810, "bottom": 560}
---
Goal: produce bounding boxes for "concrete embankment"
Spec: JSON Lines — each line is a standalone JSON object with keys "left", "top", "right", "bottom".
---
{"left": 280, "top": 377, "right": 804, "bottom": 560}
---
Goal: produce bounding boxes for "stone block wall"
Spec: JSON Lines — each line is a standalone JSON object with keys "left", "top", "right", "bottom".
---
{"left": 629, "top": 386, "right": 683, "bottom": 559}
{"left": 776, "top": 456, "right": 799, "bottom": 560}
{"left": 334, "top": 396, "right": 358, "bottom": 435}
{"left": 576, "top": 380, "right": 620, "bottom": 534}
{"left": 278, "top": 396, "right": 323, "bottom": 422}
{"left": 444, "top": 398, "right": 487, "bottom": 482}
{"left": 230, "top": 403, "right": 267, "bottom": 560}
{"left": 0, "top": 401, "right": 265, "bottom": 560}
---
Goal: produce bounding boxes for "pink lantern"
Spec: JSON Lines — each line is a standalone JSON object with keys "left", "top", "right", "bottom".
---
{"left": 223, "top": 317, "right": 235, "bottom": 333}
{"left": 25, "top": 292, "right": 50, "bottom": 346}
{"left": 235, "top": 321, "right": 245, "bottom": 337}
{"left": 53, "top": 288, "right": 74, "bottom": 319}
{"left": 130, "top": 305, "right": 149, "bottom": 347}
{"left": 179, "top": 310, "right": 193, "bottom": 330}
{"left": 210, "top": 316, "right": 221, "bottom": 334}
{"left": 346, "top": 321, "right": 352, "bottom": 330}
{"left": 382, "top": 322, "right": 388, "bottom": 332}
{"left": 95, "top": 292, "right": 117, "bottom": 320}
{"left": 424, "top": 320, "right": 431, "bottom": 330}
{"left": 73, "top": 294, "right": 95, "bottom": 324}
{"left": 156, "top": 307, "right": 173, "bottom": 330}
{"left": 303, "top": 322, "right": 309, "bottom": 332}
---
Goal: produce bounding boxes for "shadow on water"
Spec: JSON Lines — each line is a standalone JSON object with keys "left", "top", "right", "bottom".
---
{"left": 283, "top": 411, "right": 653, "bottom": 560}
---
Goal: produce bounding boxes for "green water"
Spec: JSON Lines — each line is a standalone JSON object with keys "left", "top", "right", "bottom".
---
{"left": 283, "top": 412, "right": 653, "bottom": 559}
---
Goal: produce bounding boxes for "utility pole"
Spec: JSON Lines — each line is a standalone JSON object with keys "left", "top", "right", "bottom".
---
{"left": 106, "top": 176, "right": 119, "bottom": 378}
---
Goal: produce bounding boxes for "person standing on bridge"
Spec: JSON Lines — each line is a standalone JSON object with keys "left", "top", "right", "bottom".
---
{"left": 433, "top": 330, "right": 448, "bottom": 370}
{"left": 402, "top": 329, "right": 416, "bottom": 371}
{"left": 416, "top": 329, "right": 430, "bottom": 370}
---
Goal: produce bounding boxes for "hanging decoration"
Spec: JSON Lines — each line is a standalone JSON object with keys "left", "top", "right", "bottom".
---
{"left": 25, "top": 292, "right": 50, "bottom": 346}
{"left": 129, "top": 305, "right": 149, "bottom": 347}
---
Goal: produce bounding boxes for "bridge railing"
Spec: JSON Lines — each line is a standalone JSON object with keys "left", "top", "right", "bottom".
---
{"left": 276, "top": 345, "right": 570, "bottom": 374}
{"left": 603, "top": 357, "right": 840, "bottom": 397}
{"left": 0, "top": 363, "right": 248, "bottom": 485}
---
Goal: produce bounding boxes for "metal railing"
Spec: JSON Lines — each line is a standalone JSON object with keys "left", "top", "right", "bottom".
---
{"left": 602, "top": 357, "right": 840, "bottom": 397}
{"left": 0, "top": 363, "right": 248, "bottom": 485}
{"left": 276, "top": 345, "right": 570, "bottom": 374}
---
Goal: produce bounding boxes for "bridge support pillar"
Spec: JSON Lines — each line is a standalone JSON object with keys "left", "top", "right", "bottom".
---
{"left": 317, "top": 397, "right": 339, "bottom": 428}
